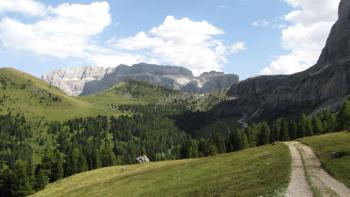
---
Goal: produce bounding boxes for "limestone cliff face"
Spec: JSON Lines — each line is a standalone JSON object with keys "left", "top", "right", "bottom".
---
{"left": 42, "top": 66, "right": 114, "bottom": 96}
{"left": 44, "top": 63, "right": 239, "bottom": 96}
{"left": 227, "top": 0, "right": 350, "bottom": 121}
{"left": 81, "top": 63, "right": 239, "bottom": 95}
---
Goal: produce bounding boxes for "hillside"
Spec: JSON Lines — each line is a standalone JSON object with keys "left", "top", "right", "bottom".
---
{"left": 32, "top": 143, "right": 290, "bottom": 197}
{"left": 300, "top": 132, "right": 350, "bottom": 187}
{"left": 0, "top": 68, "right": 119, "bottom": 121}
{"left": 78, "top": 80, "right": 180, "bottom": 106}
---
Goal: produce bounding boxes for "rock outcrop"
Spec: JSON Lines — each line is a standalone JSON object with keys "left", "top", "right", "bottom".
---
{"left": 44, "top": 63, "right": 239, "bottom": 96}
{"left": 227, "top": 0, "right": 350, "bottom": 121}
{"left": 80, "top": 63, "right": 239, "bottom": 95}
{"left": 42, "top": 66, "right": 114, "bottom": 96}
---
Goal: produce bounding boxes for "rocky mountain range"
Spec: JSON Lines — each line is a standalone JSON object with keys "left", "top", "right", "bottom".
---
{"left": 43, "top": 63, "right": 239, "bottom": 96}
{"left": 227, "top": 0, "right": 350, "bottom": 121}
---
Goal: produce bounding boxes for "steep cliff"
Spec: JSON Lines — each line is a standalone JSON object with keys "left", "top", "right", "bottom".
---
{"left": 42, "top": 66, "right": 114, "bottom": 96}
{"left": 227, "top": 0, "right": 350, "bottom": 121}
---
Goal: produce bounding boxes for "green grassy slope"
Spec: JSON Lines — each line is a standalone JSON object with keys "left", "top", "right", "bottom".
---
{"left": 32, "top": 143, "right": 290, "bottom": 197}
{"left": 78, "top": 80, "right": 180, "bottom": 107}
{"left": 0, "top": 68, "right": 119, "bottom": 121}
{"left": 300, "top": 132, "right": 350, "bottom": 187}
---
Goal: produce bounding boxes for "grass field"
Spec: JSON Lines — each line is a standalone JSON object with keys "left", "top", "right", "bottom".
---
{"left": 0, "top": 68, "right": 120, "bottom": 121}
{"left": 300, "top": 132, "right": 350, "bottom": 187}
{"left": 78, "top": 80, "right": 179, "bottom": 107}
{"left": 32, "top": 143, "right": 290, "bottom": 197}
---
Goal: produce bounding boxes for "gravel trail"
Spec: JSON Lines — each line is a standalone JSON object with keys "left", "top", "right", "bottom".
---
{"left": 285, "top": 141, "right": 350, "bottom": 197}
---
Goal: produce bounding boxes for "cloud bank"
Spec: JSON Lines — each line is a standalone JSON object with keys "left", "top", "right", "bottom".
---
{"left": 0, "top": 0, "right": 245, "bottom": 75}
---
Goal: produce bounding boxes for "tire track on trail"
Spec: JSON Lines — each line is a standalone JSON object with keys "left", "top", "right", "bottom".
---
{"left": 285, "top": 141, "right": 350, "bottom": 197}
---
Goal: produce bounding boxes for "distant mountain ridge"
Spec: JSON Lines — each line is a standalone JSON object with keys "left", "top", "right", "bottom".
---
{"left": 43, "top": 63, "right": 239, "bottom": 96}
{"left": 42, "top": 66, "right": 114, "bottom": 96}
{"left": 227, "top": 0, "right": 350, "bottom": 121}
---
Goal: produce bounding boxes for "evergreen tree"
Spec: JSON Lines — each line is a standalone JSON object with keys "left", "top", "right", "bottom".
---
{"left": 270, "top": 119, "right": 282, "bottom": 142}
{"left": 11, "top": 160, "right": 32, "bottom": 196}
{"left": 280, "top": 119, "right": 290, "bottom": 141}
{"left": 312, "top": 116, "right": 323, "bottom": 135}
{"left": 241, "top": 131, "right": 249, "bottom": 149}
{"left": 208, "top": 141, "right": 218, "bottom": 156}
{"left": 0, "top": 165, "right": 12, "bottom": 196}
{"left": 50, "top": 151, "right": 64, "bottom": 182}
{"left": 288, "top": 120, "right": 298, "bottom": 140}
{"left": 34, "top": 165, "right": 48, "bottom": 191}
{"left": 198, "top": 139, "right": 210, "bottom": 157}
{"left": 324, "top": 110, "right": 337, "bottom": 132}
{"left": 100, "top": 141, "right": 116, "bottom": 167}
{"left": 77, "top": 152, "right": 88, "bottom": 173}
{"left": 299, "top": 114, "right": 313, "bottom": 137}
{"left": 256, "top": 122, "right": 270, "bottom": 146}
{"left": 337, "top": 100, "right": 350, "bottom": 131}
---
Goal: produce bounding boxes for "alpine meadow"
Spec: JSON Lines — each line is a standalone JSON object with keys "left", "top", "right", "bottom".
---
{"left": 0, "top": 0, "right": 350, "bottom": 197}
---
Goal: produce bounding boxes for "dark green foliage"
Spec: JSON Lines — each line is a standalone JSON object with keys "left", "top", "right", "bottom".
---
{"left": 280, "top": 119, "right": 290, "bottom": 141}
{"left": 288, "top": 120, "right": 298, "bottom": 140}
{"left": 337, "top": 99, "right": 350, "bottom": 131}
{"left": 312, "top": 116, "right": 323, "bottom": 135}
{"left": 34, "top": 165, "right": 48, "bottom": 191}
{"left": 11, "top": 160, "right": 32, "bottom": 197}
{"left": 257, "top": 122, "right": 270, "bottom": 146}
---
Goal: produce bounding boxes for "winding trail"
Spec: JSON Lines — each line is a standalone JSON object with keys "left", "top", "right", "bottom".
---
{"left": 285, "top": 141, "right": 350, "bottom": 197}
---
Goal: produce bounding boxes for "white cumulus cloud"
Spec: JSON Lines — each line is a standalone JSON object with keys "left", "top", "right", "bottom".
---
{"left": 0, "top": 2, "right": 245, "bottom": 74}
{"left": 260, "top": 0, "right": 340, "bottom": 75}
{"left": 0, "top": 2, "right": 111, "bottom": 59}
{"left": 0, "top": 0, "right": 47, "bottom": 16}
{"left": 110, "top": 16, "right": 246, "bottom": 75}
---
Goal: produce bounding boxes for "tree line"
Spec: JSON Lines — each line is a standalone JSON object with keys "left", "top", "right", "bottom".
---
{"left": 1, "top": 99, "right": 350, "bottom": 196}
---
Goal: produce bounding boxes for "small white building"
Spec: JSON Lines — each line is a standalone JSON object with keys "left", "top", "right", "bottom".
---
{"left": 136, "top": 155, "right": 150, "bottom": 163}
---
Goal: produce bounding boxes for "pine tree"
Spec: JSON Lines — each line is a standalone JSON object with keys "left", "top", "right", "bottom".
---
{"left": 299, "top": 114, "right": 313, "bottom": 137}
{"left": 337, "top": 100, "right": 350, "bottom": 131}
{"left": 100, "top": 142, "right": 116, "bottom": 167}
{"left": 257, "top": 122, "right": 270, "bottom": 146}
{"left": 64, "top": 148, "right": 80, "bottom": 176}
{"left": 34, "top": 165, "right": 48, "bottom": 191}
{"left": 208, "top": 141, "right": 218, "bottom": 156}
{"left": 280, "top": 119, "right": 290, "bottom": 141}
{"left": 288, "top": 120, "right": 298, "bottom": 140}
{"left": 11, "top": 160, "right": 32, "bottom": 196}
{"left": 0, "top": 165, "right": 12, "bottom": 197}
{"left": 271, "top": 119, "right": 282, "bottom": 142}
{"left": 77, "top": 152, "right": 88, "bottom": 173}
{"left": 50, "top": 151, "right": 64, "bottom": 181}
{"left": 241, "top": 131, "right": 249, "bottom": 149}
{"left": 312, "top": 116, "right": 323, "bottom": 135}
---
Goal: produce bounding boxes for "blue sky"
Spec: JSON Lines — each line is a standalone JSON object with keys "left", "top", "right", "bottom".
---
{"left": 0, "top": 0, "right": 340, "bottom": 79}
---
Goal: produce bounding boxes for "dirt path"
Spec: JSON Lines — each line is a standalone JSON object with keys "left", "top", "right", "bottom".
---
{"left": 285, "top": 142, "right": 312, "bottom": 197}
{"left": 285, "top": 141, "right": 350, "bottom": 197}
